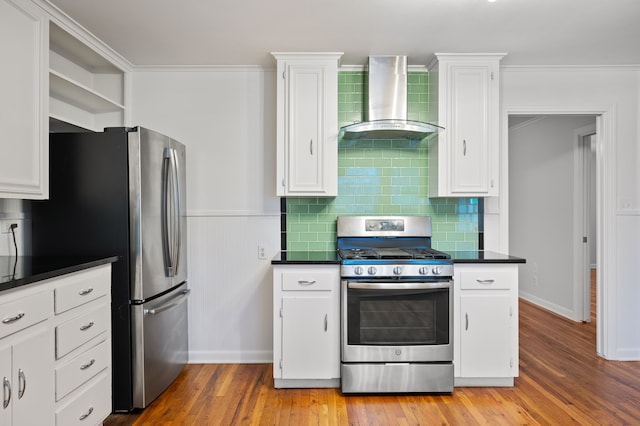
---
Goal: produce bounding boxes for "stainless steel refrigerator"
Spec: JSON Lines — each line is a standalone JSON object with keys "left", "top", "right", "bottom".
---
{"left": 31, "top": 126, "right": 189, "bottom": 412}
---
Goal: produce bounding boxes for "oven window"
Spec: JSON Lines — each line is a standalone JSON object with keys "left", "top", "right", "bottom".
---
{"left": 347, "top": 287, "right": 449, "bottom": 346}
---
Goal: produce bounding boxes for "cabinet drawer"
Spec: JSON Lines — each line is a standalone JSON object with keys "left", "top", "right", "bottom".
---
{"left": 0, "top": 290, "right": 49, "bottom": 339}
{"left": 56, "top": 304, "right": 109, "bottom": 359}
{"left": 54, "top": 266, "right": 110, "bottom": 314}
{"left": 460, "top": 270, "right": 511, "bottom": 290}
{"left": 281, "top": 270, "right": 335, "bottom": 291}
{"left": 56, "top": 338, "right": 110, "bottom": 401}
{"left": 55, "top": 370, "right": 111, "bottom": 426}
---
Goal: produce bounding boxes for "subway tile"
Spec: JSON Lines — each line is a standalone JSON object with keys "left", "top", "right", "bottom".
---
{"left": 286, "top": 70, "right": 478, "bottom": 251}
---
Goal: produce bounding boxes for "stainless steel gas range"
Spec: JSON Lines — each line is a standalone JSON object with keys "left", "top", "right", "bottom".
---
{"left": 338, "top": 216, "right": 454, "bottom": 394}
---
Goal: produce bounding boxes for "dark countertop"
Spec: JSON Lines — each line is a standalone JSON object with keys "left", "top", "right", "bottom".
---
{"left": 271, "top": 250, "right": 525, "bottom": 265}
{"left": 0, "top": 256, "right": 119, "bottom": 293}
{"left": 271, "top": 251, "right": 340, "bottom": 265}
{"left": 447, "top": 250, "right": 526, "bottom": 264}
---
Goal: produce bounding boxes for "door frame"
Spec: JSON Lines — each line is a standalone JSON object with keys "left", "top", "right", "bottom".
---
{"left": 573, "top": 123, "right": 596, "bottom": 322}
{"left": 493, "top": 105, "right": 616, "bottom": 359}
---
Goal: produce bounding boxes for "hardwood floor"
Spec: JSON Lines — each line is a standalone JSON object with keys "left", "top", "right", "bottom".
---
{"left": 106, "top": 271, "right": 640, "bottom": 425}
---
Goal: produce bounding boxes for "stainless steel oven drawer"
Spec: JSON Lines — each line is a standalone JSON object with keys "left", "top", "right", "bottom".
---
{"left": 341, "top": 363, "right": 453, "bottom": 393}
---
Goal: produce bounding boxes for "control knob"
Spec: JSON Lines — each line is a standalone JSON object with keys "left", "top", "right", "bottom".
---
{"left": 367, "top": 267, "right": 377, "bottom": 276}
{"left": 432, "top": 266, "right": 442, "bottom": 275}
{"left": 393, "top": 266, "right": 403, "bottom": 276}
{"left": 354, "top": 266, "right": 364, "bottom": 275}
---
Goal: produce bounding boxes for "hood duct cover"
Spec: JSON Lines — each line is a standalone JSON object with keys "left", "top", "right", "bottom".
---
{"left": 339, "top": 56, "right": 442, "bottom": 141}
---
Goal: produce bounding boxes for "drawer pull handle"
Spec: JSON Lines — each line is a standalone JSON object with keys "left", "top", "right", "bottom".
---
{"left": 324, "top": 314, "right": 328, "bottom": 332}
{"left": 297, "top": 280, "right": 316, "bottom": 286}
{"left": 78, "top": 288, "right": 94, "bottom": 296}
{"left": 80, "top": 359, "right": 96, "bottom": 370}
{"left": 465, "top": 313, "right": 469, "bottom": 331}
{"left": 2, "top": 377, "right": 10, "bottom": 409}
{"left": 476, "top": 279, "right": 495, "bottom": 284}
{"left": 79, "top": 321, "right": 94, "bottom": 331}
{"left": 79, "top": 406, "right": 94, "bottom": 421}
{"left": 17, "top": 369, "right": 25, "bottom": 399}
{"left": 2, "top": 312, "right": 25, "bottom": 324}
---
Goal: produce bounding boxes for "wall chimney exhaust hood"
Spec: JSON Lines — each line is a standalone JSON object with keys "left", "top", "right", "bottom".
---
{"left": 339, "top": 56, "right": 442, "bottom": 141}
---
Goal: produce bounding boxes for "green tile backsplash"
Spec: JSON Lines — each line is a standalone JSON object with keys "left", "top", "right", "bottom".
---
{"left": 285, "top": 70, "right": 479, "bottom": 252}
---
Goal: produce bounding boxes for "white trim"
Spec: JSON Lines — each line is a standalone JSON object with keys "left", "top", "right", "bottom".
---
{"left": 188, "top": 350, "right": 272, "bottom": 364}
{"left": 133, "top": 65, "right": 269, "bottom": 72}
{"left": 573, "top": 124, "right": 596, "bottom": 323}
{"left": 501, "top": 64, "right": 640, "bottom": 72}
{"left": 500, "top": 105, "right": 616, "bottom": 359}
{"left": 519, "top": 292, "right": 575, "bottom": 320}
{"left": 187, "top": 210, "right": 280, "bottom": 218}
{"left": 37, "top": 0, "right": 132, "bottom": 72}
{"left": 507, "top": 116, "right": 546, "bottom": 131}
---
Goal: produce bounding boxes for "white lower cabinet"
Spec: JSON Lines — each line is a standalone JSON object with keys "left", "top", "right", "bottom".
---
{"left": 0, "top": 323, "right": 53, "bottom": 426}
{"left": 273, "top": 265, "right": 340, "bottom": 387}
{"left": 52, "top": 265, "right": 112, "bottom": 425}
{"left": 0, "top": 263, "right": 112, "bottom": 425}
{"left": 454, "top": 264, "right": 519, "bottom": 386}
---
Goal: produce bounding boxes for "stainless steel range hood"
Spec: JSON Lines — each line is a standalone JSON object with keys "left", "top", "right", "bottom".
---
{"left": 339, "top": 56, "right": 442, "bottom": 141}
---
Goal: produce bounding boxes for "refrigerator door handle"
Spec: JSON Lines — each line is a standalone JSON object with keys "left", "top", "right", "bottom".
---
{"left": 144, "top": 289, "right": 190, "bottom": 316}
{"left": 170, "top": 148, "right": 182, "bottom": 276}
{"left": 162, "top": 148, "right": 174, "bottom": 277}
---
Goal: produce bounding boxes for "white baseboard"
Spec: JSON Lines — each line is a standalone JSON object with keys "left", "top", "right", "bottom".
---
{"left": 188, "top": 350, "right": 272, "bottom": 364}
{"left": 518, "top": 291, "right": 575, "bottom": 320}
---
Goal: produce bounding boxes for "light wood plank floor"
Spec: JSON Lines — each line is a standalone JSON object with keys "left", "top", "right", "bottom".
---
{"left": 106, "top": 271, "right": 640, "bottom": 425}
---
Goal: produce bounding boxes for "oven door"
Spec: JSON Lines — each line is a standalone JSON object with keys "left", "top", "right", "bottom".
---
{"left": 341, "top": 279, "right": 453, "bottom": 363}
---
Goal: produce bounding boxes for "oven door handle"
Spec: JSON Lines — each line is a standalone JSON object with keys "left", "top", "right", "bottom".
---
{"left": 347, "top": 281, "right": 451, "bottom": 290}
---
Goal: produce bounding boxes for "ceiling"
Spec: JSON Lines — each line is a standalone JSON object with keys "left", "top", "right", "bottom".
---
{"left": 47, "top": 0, "right": 640, "bottom": 68}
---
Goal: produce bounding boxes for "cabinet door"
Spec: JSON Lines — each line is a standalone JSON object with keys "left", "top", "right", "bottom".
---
{"left": 0, "top": 344, "right": 11, "bottom": 425}
{"left": 274, "top": 53, "right": 340, "bottom": 197}
{"left": 12, "top": 326, "right": 52, "bottom": 426}
{"left": 0, "top": 0, "right": 48, "bottom": 199}
{"left": 288, "top": 64, "right": 324, "bottom": 193}
{"left": 460, "top": 293, "right": 511, "bottom": 377}
{"left": 432, "top": 54, "right": 502, "bottom": 197}
{"left": 281, "top": 295, "right": 339, "bottom": 379}
{"left": 449, "top": 64, "right": 491, "bottom": 194}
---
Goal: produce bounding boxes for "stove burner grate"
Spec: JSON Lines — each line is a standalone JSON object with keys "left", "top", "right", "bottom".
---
{"left": 338, "top": 247, "right": 451, "bottom": 261}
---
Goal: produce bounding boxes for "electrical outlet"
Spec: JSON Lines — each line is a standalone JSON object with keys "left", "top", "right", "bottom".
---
{"left": 0, "top": 221, "right": 18, "bottom": 234}
{"left": 258, "top": 245, "right": 267, "bottom": 260}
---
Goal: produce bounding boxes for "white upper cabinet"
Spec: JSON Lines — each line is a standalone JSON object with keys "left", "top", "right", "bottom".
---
{"left": 48, "top": 22, "right": 126, "bottom": 132}
{"left": 0, "top": 0, "right": 48, "bottom": 199}
{"left": 429, "top": 54, "right": 505, "bottom": 197}
{"left": 272, "top": 53, "right": 342, "bottom": 197}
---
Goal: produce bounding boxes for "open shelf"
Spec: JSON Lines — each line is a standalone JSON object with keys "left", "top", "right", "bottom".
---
{"left": 48, "top": 22, "right": 125, "bottom": 131}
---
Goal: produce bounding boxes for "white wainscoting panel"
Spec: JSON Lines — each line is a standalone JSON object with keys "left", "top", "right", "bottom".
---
{"left": 187, "top": 215, "right": 280, "bottom": 363}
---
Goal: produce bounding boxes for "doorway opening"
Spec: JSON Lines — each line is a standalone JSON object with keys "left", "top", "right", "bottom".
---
{"left": 508, "top": 115, "right": 597, "bottom": 326}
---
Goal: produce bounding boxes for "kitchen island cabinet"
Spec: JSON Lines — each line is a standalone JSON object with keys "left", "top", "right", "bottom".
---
{"left": 428, "top": 53, "right": 505, "bottom": 197}
{"left": 272, "top": 53, "right": 342, "bottom": 197}
{"left": 272, "top": 264, "right": 340, "bottom": 388}
{"left": 0, "top": 0, "right": 48, "bottom": 199}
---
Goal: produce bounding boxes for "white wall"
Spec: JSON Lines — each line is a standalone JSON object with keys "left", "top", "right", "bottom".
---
{"left": 131, "top": 67, "right": 280, "bottom": 363}
{"left": 0, "top": 199, "right": 29, "bottom": 256}
{"left": 508, "top": 115, "right": 595, "bottom": 318}
{"left": 491, "top": 66, "right": 640, "bottom": 360}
